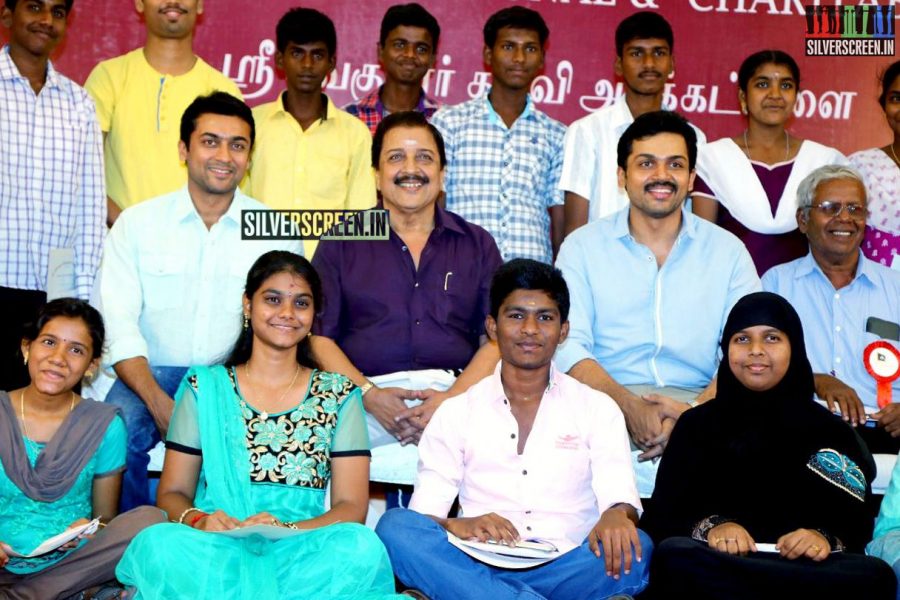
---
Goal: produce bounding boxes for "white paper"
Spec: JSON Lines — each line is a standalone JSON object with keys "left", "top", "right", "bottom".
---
{"left": 2, "top": 518, "right": 100, "bottom": 558}
{"left": 446, "top": 532, "right": 561, "bottom": 569}
{"left": 754, "top": 543, "right": 779, "bottom": 553}
{"left": 46, "top": 248, "right": 76, "bottom": 300}
{"left": 212, "top": 524, "right": 312, "bottom": 541}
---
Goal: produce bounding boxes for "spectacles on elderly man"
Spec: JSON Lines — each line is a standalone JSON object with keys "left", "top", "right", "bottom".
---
{"left": 808, "top": 201, "right": 868, "bottom": 220}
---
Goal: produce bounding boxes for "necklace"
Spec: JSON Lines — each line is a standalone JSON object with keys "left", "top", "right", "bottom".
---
{"left": 744, "top": 129, "right": 790, "bottom": 163}
{"left": 242, "top": 362, "right": 301, "bottom": 421}
{"left": 20, "top": 389, "right": 75, "bottom": 452}
{"left": 890, "top": 142, "right": 900, "bottom": 167}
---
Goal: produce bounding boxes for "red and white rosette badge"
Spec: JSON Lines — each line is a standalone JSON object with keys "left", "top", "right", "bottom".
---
{"left": 864, "top": 341, "right": 900, "bottom": 409}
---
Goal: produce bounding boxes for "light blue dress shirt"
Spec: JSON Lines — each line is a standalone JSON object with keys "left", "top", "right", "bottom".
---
{"left": 100, "top": 187, "right": 302, "bottom": 368}
{"left": 762, "top": 251, "right": 900, "bottom": 412}
{"left": 555, "top": 207, "right": 760, "bottom": 389}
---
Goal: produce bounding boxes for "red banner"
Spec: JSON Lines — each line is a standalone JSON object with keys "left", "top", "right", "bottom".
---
{"left": 2, "top": 0, "right": 897, "bottom": 154}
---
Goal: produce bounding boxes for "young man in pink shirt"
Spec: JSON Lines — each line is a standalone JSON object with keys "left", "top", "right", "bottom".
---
{"left": 376, "top": 259, "right": 650, "bottom": 599}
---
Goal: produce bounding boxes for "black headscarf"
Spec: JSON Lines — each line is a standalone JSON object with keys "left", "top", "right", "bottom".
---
{"left": 641, "top": 292, "right": 876, "bottom": 550}
{"left": 715, "top": 292, "right": 819, "bottom": 455}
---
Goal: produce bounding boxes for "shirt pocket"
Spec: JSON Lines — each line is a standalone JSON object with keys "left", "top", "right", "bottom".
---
{"left": 306, "top": 148, "right": 350, "bottom": 208}
{"left": 139, "top": 253, "right": 184, "bottom": 310}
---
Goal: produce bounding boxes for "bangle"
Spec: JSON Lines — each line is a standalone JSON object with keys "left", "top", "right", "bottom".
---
{"left": 285, "top": 521, "right": 299, "bottom": 530}
{"left": 176, "top": 507, "right": 203, "bottom": 525}
{"left": 188, "top": 512, "right": 208, "bottom": 527}
{"left": 359, "top": 381, "right": 375, "bottom": 396}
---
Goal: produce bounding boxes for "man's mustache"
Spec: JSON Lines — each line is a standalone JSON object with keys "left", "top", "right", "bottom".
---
{"left": 394, "top": 174, "right": 430, "bottom": 185}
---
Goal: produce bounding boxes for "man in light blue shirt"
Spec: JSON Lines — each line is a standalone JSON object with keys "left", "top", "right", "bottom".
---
{"left": 556, "top": 111, "right": 759, "bottom": 496}
{"left": 100, "top": 92, "right": 300, "bottom": 510}
{"left": 762, "top": 165, "right": 900, "bottom": 454}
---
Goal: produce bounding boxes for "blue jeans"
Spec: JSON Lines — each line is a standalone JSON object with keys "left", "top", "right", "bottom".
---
{"left": 376, "top": 508, "right": 652, "bottom": 600}
{"left": 105, "top": 366, "right": 188, "bottom": 511}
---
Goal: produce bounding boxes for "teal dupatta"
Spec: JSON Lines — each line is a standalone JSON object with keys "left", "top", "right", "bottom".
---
{"left": 179, "top": 365, "right": 279, "bottom": 599}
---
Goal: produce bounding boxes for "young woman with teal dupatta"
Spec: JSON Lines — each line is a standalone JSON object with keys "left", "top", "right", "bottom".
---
{"left": 116, "top": 251, "right": 400, "bottom": 599}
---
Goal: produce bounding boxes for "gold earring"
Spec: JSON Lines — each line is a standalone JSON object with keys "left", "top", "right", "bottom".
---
{"left": 741, "top": 105, "right": 748, "bottom": 115}
{"left": 243, "top": 314, "right": 249, "bottom": 329}
{"left": 23, "top": 351, "right": 29, "bottom": 366}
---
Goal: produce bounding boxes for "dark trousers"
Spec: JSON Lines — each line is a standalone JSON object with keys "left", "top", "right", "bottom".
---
{"left": 644, "top": 537, "right": 896, "bottom": 600}
{"left": 0, "top": 287, "right": 46, "bottom": 392}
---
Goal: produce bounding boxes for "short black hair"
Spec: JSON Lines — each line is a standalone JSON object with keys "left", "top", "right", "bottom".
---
{"left": 276, "top": 7, "right": 337, "bottom": 56}
{"left": 379, "top": 3, "right": 440, "bottom": 49}
{"left": 180, "top": 92, "right": 255, "bottom": 149}
{"left": 5, "top": 0, "right": 73, "bottom": 12}
{"left": 22, "top": 298, "right": 105, "bottom": 360}
{"left": 617, "top": 110, "right": 697, "bottom": 171}
{"left": 615, "top": 12, "right": 673, "bottom": 57}
{"left": 483, "top": 6, "right": 549, "bottom": 48}
{"left": 490, "top": 259, "right": 570, "bottom": 323}
{"left": 371, "top": 111, "right": 446, "bottom": 169}
{"left": 879, "top": 59, "right": 900, "bottom": 108}
{"left": 737, "top": 50, "right": 800, "bottom": 92}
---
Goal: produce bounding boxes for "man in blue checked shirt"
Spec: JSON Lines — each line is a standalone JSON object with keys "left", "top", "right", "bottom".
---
{"left": 0, "top": 0, "right": 105, "bottom": 391}
{"left": 431, "top": 6, "right": 566, "bottom": 265}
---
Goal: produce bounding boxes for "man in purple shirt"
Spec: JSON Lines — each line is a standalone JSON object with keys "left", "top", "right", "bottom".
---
{"left": 312, "top": 111, "right": 502, "bottom": 485}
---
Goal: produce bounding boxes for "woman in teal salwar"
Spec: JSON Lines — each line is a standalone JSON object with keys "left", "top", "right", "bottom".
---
{"left": 117, "top": 251, "right": 400, "bottom": 599}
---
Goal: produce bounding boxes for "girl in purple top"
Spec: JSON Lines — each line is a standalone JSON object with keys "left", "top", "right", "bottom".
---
{"left": 693, "top": 50, "right": 847, "bottom": 276}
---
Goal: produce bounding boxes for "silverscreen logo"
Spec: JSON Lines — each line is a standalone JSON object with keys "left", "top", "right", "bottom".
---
{"left": 805, "top": 3, "right": 895, "bottom": 56}
{"left": 241, "top": 209, "right": 390, "bottom": 241}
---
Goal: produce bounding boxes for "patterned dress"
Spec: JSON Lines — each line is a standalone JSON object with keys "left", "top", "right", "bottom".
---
{"left": 117, "top": 366, "right": 400, "bottom": 600}
{"left": 850, "top": 147, "right": 900, "bottom": 268}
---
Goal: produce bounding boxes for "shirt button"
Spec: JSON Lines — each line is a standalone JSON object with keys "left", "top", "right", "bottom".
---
{"left": 522, "top": 469, "right": 527, "bottom": 475}
{"left": 414, "top": 282, "right": 419, "bottom": 288}
{"left": 526, "top": 526, "right": 532, "bottom": 531}
{"left": 511, "top": 433, "right": 516, "bottom": 439}
{"left": 525, "top": 510, "right": 532, "bottom": 514}
{"left": 402, "top": 246, "right": 408, "bottom": 252}
{"left": 835, "top": 326, "right": 841, "bottom": 332}
{"left": 503, "top": 399, "right": 508, "bottom": 405}
{"left": 415, "top": 319, "right": 421, "bottom": 325}
{"left": 834, "top": 293, "right": 840, "bottom": 300}
{"left": 835, "top": 357, "right": 842, "bottom": 364}
{"left": 503, "top": 161, "right": 510, "bottom": 167}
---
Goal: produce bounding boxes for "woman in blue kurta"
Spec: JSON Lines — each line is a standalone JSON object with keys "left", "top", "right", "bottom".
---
{"left": 0, "top": 299, "right": 164, "bottom": 599}
{"left": 117, "top": 251, "right": 399, "bottom": 599}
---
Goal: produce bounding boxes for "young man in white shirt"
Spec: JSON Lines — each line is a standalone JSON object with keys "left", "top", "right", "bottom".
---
{"left": 376, "top": 259, "right": 649, "bottom": 599}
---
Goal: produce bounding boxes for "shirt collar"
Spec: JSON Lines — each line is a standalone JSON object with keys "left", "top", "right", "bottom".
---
{"left": 613, "top": 205, "right": 695, "bottom": 241}
{"left": 433, "top": 203, "right": 465, "bottom": 236}
{"left": 483, "top": 88, "right": 535, "bottom": 128}
{"left": 173, "top": 186, "right": 246, "bottom": 226}
{"left": 798, "top": 249, "right": 875, "bottom": 288}
{"left": 276, "top": 91, "right": 333, "bottom": 122}
{"left": 612, "top": 96, "right": 636, "bottom": 135}
{"left": 369, "top": 85, "right": 438, "bottom": 115}
{"left": 487, "top": 360, "right": 560, "bottom": 405}
{"left": 0, "top": 45, "right": 60, "bottom": 88}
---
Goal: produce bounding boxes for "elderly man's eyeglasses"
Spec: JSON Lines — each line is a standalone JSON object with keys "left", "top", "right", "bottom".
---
{"left": 808, "top": 201, "right": 868, "bottom": 220}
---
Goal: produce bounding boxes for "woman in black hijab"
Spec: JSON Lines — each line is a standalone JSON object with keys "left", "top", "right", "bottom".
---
{"left": 640, "top": 292, "right": 896, "bottom": 599}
